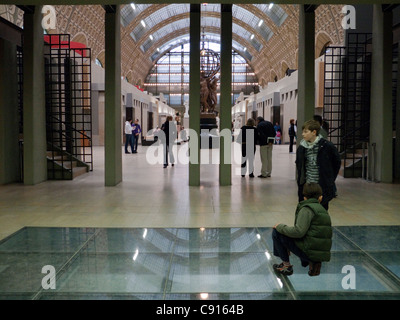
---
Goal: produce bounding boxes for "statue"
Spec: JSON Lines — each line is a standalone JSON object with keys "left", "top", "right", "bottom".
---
{"left": 199, "top": 48, "right": 220, "bottom": 114}
{"left": 183, "top": 99, "right": 189, "bottom": 118}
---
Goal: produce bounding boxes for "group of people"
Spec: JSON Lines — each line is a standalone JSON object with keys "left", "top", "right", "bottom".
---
{"left": 238, "top": 117, "right": 341, "bottom": 277}
{"left": 237, "top": 116, "right": 277, "bottom": 179}
{"left": 124, "top": 118, "right": 142, "bottom": 154}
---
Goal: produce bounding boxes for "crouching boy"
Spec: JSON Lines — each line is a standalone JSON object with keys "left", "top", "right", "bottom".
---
{"left": 272, "top": 182, "right": 332, "bottom": 276}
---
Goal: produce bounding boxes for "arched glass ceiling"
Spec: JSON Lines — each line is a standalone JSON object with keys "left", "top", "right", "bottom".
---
{"left": 139, "top": 16, "right": 262, "bottom": 54}
{"left": 130, "top": 4, "right": 189, "bottom": 41}
{"left": 127, "top": 3, "right": 276, "bottom": 45}
{"left": 140, "top": 18, "right": 190, "bottom": 52}
{"left": 150, "top": 34, "right": 253, "bottom": 63}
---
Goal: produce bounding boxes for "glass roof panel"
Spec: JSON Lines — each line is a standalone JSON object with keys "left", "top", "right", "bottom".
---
{"left": 120, "top": 3, "right": 151, "bottom": 27}
{"left": 131, "top": 4, "right": 190, "bottom": 42}
{"left": 232, "top": 24, "right": 262, "bottom": 52}
{"left": 141, "top": 18, "right": 190, "bottom": 53}
{"left": 253, "top": 4, "right": 288, "bottom": 27}
{"left": 232, "top": 5, "right": 274, "bottom": 43}
{"left": 151, "top": 34, "right": 252, "bottom": 62}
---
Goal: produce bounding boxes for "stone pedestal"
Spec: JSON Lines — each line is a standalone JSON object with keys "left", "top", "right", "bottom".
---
{"left": 200, "top": 113, "right": 219, "bottom": 149}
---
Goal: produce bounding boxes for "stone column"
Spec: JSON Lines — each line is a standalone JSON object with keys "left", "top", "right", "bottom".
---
{"left": 189, "top": 4, "right": 201, "bottom": 186}
{"left": 0, "top": 38, "right": 19, "bottom": 184}
{"left": 219, "top": 4, "right": 232, "bottom": 185}
{"left": 23, "top": 6, "right": 47, "bottom": 185}
{"left": 369, "top": 5, "right": 393, "bottom": 182}
{"left": 104, "top": 5, "right": 122, "bottom": 186}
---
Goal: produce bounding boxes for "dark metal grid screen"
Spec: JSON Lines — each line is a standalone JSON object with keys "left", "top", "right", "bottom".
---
{"left": 44, "top": 34, "right": 93, "bottom": 180}
{"left": 323, "top": 46, "right": 346, "bottom": 150}
{"left": 323, "top": 33, "right": 372, "bottom": 178}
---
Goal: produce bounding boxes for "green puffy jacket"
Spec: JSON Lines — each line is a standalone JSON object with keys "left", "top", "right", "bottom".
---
{"left": 294, "top": 199, "right": 332, "bottom": 262}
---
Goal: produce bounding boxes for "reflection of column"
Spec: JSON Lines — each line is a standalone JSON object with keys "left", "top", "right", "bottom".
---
{"left": 218, "top": 228, "right": 230, "bottom": 300}
{"left": 369, "top": 5, "right": 393, "bottom": 182}
{"left": 219, "top": 4, "right": 232, "bottom": 186}
{"left": 23, "top": 6, "right": 47, "bottom": 185}
{"left": 297, "top": 5, "right": 315, "bottom": 145}
{"left": 104, "top": 5, "right": 122, "bottom": 186}
{"left": 189, "top": 228, "right": 200, "bottom": 300}
{"left": 189, "top": 4, "right": 201, "bottom": 186}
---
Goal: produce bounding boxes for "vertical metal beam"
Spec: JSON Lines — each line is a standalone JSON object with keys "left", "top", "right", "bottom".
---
{"left": 104, "top": 5, "right": 122, "bottom": 186}
{"left": 396, "top": 41, "right": 400, "bottom": 181}
{"left": 219, "top": 4, "right": 232, "bottom": 186}
{"left": 189, "top": 4, "right": 201, "bottom": 186}
{"left": 297, "top": 4, "right": 315, "bottom": 142}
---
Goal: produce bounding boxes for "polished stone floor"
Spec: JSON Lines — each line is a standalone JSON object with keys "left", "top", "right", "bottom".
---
{"left": 0, "top": 144, "right": 400, "bottom": 300}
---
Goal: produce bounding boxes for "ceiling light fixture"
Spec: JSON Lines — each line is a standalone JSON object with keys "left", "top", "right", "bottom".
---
{"left": 250, "top": 34, "right": 255, "bottom": 40}
{"left": 149, "top": 34, "right": 153, "bottom": 41}
{"left": 130, "top": 3, "right": 136, "bottom": 10}
{"left": 141, "top": 20, "right": 146, "bottom": 28}
{"left": 258, "top": 19, "right": 264, "bottom": 27}
{"left": 269, "top": 3, "right": 274, "bottom": 10}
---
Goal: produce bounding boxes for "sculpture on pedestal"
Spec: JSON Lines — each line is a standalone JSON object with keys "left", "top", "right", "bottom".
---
{"left": 200, "top": 48, "right": 220, "bottom": 114}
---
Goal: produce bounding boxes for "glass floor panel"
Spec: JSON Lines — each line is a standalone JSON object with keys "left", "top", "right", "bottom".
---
{"left": 0, "top": 226, "right": 400, "bottom": 300}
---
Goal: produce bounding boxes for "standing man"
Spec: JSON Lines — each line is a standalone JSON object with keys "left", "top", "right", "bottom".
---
{"left": 124, "top": 118, "right": 134, "bottom": 154}
{"left": 132, "top": 119, "right": 142, "bottom": 153}
{"left": 161, "top": 116, "right": 176, "bottom": 168}
{"left": 296, "top": 119, "right": 341, "bottom": 210}
{"left": 256, "top": 116, "right": 276, "bottom": 178}
{"left": 288, "top": 119, "right": 296, "bottom": 153}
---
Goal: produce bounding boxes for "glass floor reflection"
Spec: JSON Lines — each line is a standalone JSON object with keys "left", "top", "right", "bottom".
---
{"left": 1, "top": 226, "right": 400, "bottom": 300}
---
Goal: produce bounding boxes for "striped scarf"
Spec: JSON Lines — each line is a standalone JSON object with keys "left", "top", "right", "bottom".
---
{"left": 300, "top": 135, "right": 322, "bottom": 183}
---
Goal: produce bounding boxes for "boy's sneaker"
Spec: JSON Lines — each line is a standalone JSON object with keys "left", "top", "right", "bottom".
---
{"left": 308, "top": 262, "right": 321, "bottom": 276}
{"left": 273, "top": 263, "right": 293, "bottom": 276}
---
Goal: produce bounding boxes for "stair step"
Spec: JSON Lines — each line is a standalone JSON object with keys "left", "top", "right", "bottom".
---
{"left": 54, "top": 160, "right": 78, "bottom": 169}
{"left": 72, "top": 166, "right": 89, "bottom": 179}
{"left": 47, "top": 149, "right": 90, "bottom": 180}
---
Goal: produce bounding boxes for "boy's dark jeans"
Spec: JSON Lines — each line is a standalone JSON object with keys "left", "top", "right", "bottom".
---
{"left": 272, "top": 229, "right": 311, "bottom": 267}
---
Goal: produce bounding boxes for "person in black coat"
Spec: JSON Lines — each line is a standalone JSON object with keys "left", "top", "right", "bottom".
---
{"left": 237, "top": 118, "right": 258, "bottom": 178}
{"left": 256, "top": 116, "right": 276, "bottom": 178}
{"left": 288, "top": 119, "right": 296, "bottom": 153}
{"left": 161, "top": 116, "right": 176, "bottom": 168}
{"left": 296, "top": 120, "right": 341, "bottom": 210}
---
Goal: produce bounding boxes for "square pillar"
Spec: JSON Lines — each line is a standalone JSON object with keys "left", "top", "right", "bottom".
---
{"left": 189, "top": 4, "right": 201, "bottom": 186}
{"left": 23, "top": 6, "right": 47, "bottom": 185}
{"left": 0, "top": 38, "right": 20, "bottom": 184}
{"left": 219, "top": 4, "right": 232, "bottom": 186}
{"left": 104, "top": 5, "right": 122, "bottom": 186}
{"left": 369, "top": 5, "right": 393, "bottom": 182}
{"left": 297, "top": 5, "right": 316, "bottom": 138}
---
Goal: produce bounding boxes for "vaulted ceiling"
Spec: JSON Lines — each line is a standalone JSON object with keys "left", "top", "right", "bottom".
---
{"left": 0, "top": 3, "right": 345, "bottom": 87}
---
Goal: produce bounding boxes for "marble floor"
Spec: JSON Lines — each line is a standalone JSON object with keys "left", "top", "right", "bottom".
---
{"left": 1, "top": 143, "right": 400, "bottom": 300}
